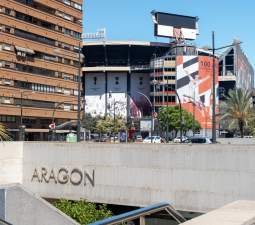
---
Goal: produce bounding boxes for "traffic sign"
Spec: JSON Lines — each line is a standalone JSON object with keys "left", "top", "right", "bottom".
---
{"left": 153, "top": 112, "right": 158, "bottom": 118}
{"left": 49, "top": 123, "right": 55, "bottom": 129}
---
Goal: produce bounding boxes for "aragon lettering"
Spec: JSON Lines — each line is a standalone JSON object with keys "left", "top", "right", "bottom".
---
{"left": 31, "top": 167, "right": 95, "bottom": 187}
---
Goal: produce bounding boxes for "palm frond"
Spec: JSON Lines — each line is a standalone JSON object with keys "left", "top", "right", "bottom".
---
{"left": 0, "top": 123, "right": 11, "bottom": 141}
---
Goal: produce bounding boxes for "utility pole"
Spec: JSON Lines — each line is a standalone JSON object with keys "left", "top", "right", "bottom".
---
{"left": 212, "top": 31, "right": 216, "bottom": 143}
{"left": 77, "top": 41, "right": 82, "bottom": 142}
{"left": 19, "top": 91, "right": 31, "bottom": 141}
{"left": 19, "top": 91, "right": 24, "bottom": 141}
{"left": 152, "top": 53, "right": 156, "bottom": 142}
{"left": 209, "top": 34, "right": 242, "bottom": 143}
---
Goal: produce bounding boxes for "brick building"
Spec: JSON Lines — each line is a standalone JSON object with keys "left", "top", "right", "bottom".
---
{"left": 0, "top": 0, "right": 83, "bottom": 140}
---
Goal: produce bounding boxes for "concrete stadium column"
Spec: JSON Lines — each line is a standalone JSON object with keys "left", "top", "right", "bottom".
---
{"left": 105, "top": 71, "right": 108, "bottom": 117}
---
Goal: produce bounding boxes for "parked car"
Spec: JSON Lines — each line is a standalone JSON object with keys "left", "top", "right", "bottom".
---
{"left": 93, "top": 134, "right": 108, "bottom": 142}
{"left": 110, "top": 135, "right": 119, "bottom": 142}
{"left": 189, "top": 136, "right": 212, "bottom": 144}
{"left": 135, "top": 135, "right": 143, "bottom": 142}
{"left": 143, "top": 136, "right": 165, "bottom": 143}
{"left": 173, "top": 136, "right": 188, "bottom": 143}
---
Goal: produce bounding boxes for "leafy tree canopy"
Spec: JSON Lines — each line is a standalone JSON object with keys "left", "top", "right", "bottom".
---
{"left": 81, "top": 113, "right": 101, "bottom": 133}
{"left": 96, "top": 116, "right": 126, "bottom": 134}
{"left": 0, "top": 123, "right": 11, "bottom": 141}
{"left": 158, "top": 106, "right": 200, "bottom": 135}
{"left": 54, "top": 199, "right": 112, "bottom": 225}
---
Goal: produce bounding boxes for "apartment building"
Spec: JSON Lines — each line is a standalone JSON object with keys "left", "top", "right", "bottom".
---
{"left": 0, "top": 0, "right": 83, "bottom": 141}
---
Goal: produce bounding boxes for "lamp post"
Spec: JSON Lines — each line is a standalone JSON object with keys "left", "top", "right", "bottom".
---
{"left": 77, "top": 41, "right": 82, "bottom": 142}
{"left": 209, "top": 32, "right": 242, "bottom": 143}
{"left": 51, "top": 100, "right": 77, "bottom": 141}
{"left": 19, "top": 90, "right": 33, "bottom": 141}
{"left": 134, "top": 91, "right": 153, "bottom": 143}
{"left": 175, "top": 90, "right": 183, "bottom": 143}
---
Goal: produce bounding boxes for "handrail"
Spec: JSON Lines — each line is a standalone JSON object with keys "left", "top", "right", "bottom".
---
{"left": 89, "top": 202, "right": 186, "bottom": 225}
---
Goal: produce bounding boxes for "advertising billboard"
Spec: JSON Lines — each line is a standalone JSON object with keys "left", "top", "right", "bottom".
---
{"left": 152, "top": 11, "right": 199, "bottom": 40}
{"left": 176, "top": 55, "right": 219, "bottom": 130}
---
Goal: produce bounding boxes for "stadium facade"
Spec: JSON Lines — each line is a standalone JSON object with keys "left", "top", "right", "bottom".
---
{"left": 82, "top": 41, "right": 218, "bottom": 136}
{"left": 219, "top": 40, "right": 254, "bottom": 99}
{"left": 0, "top": 0, "right": 83, "bottom": 140}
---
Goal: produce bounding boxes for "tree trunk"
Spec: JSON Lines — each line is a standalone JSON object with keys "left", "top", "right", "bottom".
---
{"left": 239, "top": 120, "right": 244, "bottom": 138}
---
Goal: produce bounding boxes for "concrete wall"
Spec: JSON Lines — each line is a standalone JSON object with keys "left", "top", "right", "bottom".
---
{"left": 181, "top": 200, "right": 255, "bottom": 225}
{"left": 0, "top": 142, "right": 23, "bottom": 185}
{"left": 19, "top": 142, "right": 255, "bottom": 213}
{"left": 1, "top": 184, "right": 79, "bottom": 225}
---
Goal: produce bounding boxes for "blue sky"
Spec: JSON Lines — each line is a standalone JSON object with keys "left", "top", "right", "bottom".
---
{"left": 84, "top": 0, "right": 255, "bottom": 66}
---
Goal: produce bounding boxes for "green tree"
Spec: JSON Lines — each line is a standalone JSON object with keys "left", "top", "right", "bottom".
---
{"left": 221, "top": 88, "right": 254, "bottom": 138}
{"left": 158, "top": 106, "right": 200, "bottom": 137}
{"left": 96, "top": 116, "right": 126, "bottom": 135}
{"left": 54, "top": 199, "right": 112, "bottom": 225}
{"left": 0, "top": 123, "right": 11, "bottom": 141}
{"left": 81, "top": 113, "right": 100, "bottom": 133}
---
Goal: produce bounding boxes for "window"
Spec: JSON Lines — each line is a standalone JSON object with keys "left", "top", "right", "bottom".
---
{"left": 139, "top": 77, "right": 143, "bottom": 85}
{"left": 73, "top": 3, "right": 82, "bottom": 10}
{"left": 73, "top": 31, "right": 81, "bottom": 39}
{"left": 164, "top": 67, "right": 176, "bottom": 72}
{"left": 63, "top": 89, "right": 71, "bottom": 95}
{"left": 73, "top": 60, "right": 79, "bottom": 67}
{"left": 4, "top": 62, "right": 12, "bottom": 69}
{"left": 0, "top": 115, "right": 15, "bottom": 122}
{"left": 3, "top": 79, "right": 12, "bottom": 85}
{"left": 5, "top": 26, "right": 11, "bottom": 33}
{"left": 63, "top": 104, "right": 71, "bottom": 111}
{"left": 5, "top": 8, "right": 11, "bottom": 15}
{"left": 63, "top": 74, "right": 72, "bottom": 80}
{"left": 2, "top": 44, "right": 12, "bottom": 51}
{"left": 93, "top": 77, "right": 97, "bottom": 85}
{"left": 63, "top": 14, "right": 72, "bottom": 21}
{"left": 115, "top": 77, "right": 119, "bottom": 85}
{"left": 73, "top": 46, "right": 80, "bottom": 53}
{"left": 2, "top": 97, "right": 12, "bottom": 104}
{"left": 64, "top": 58, "right": 71, "bottom": 65}
{"left": 63, "top": 0, "right": 71, "bottom": 6}
{"left": 64, "top": 28, "right": 72, "bottom": 35}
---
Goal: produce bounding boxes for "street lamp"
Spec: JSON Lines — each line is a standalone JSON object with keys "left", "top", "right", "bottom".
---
{"left": 76, "top": 41, "right": 83, "bottom": 142}
{"left": 19, "top": 90, "right": 34, "bottom": 141}
{"left": 134, "top": 91, "right": 154, "bottom": 143}
{"left": 51, "top": 100, "right": 75, "bottom": 141}
{"left": 209, "top": 32, "right": 242, "bottom": 143}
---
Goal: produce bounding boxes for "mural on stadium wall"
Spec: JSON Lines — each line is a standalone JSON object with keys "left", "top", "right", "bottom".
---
{"left": 176, "top": 55, "right": 219, "bottom": 129}
{"left": 85, "top": 72, "right": 128, "bottom": 118}
{"left": 130, "top": 73, "right": 151, "bottom": 118}
{"left": 85, "top": 73, "right": 106, "bottom": 117}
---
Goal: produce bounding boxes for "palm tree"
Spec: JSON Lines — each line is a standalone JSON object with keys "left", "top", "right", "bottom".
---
{"left": 221, "top": 88, "right": 254, "bottom": 138}
{"left": 0, "top": 123, "right": 11, "bottom": 141}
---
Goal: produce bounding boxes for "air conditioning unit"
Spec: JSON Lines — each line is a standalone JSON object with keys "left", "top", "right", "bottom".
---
{"left": 63, "top": 89, "right": 71, "bottom": 95}
{"left": 3, "top": 99, "right": 11, "bottom": 104}
{"left": 56, "top": 88, "right": 62, "bottom": 93}
{"left": 4, "top": 80, "right": 12, "bottom": 85}
{"left": 64, "top": 105, "right": 71, "bottom": 111}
